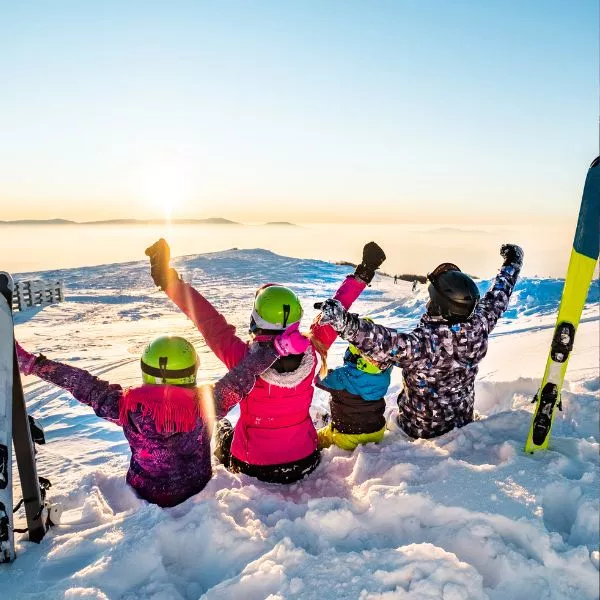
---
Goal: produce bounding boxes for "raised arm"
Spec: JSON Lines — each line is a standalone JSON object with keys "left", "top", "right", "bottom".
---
{"left": 317, "top": 305, "right": 427, "bottom": 368}
{"left": 145, "top": 238, "right": 248, "bottom": 369}
{"left": 310, "top": 275, "right": 366, "bottom": 350}
{"left": 213, "top": 346, "right": 279, "bottom": 418}
{"left": 16, "top": 342, "right": 123, "bottom": 423}
{"left": 212, "top": 323, "right": 310, "bottom": 418}
{"left": 165, "top": 279, "right": 248, "bottom": 369}
{"left": 473, "top": 244, "right": 523, "bottom": 333}
{"left": 310, "top": 242, "right": 386, "bottom": 350}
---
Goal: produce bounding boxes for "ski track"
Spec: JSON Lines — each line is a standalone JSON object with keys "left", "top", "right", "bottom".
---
{"left": 2, "top": 249, "right": 599, "bottom": 600}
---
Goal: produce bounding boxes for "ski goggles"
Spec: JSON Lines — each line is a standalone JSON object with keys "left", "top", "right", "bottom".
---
{"left": 426, "top": 262, "right": 461, "bottom": 286}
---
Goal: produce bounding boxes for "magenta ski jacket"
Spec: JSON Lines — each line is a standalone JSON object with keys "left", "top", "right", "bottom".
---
{"left": 16, "top": 344, "right": 279, "bottom": 507}
{"left": 165, "top": 275, "right": 366, "bottom": 467}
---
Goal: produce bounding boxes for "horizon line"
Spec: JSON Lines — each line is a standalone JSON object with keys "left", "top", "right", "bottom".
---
{"left": 0, "top": 216, "right": 574, "bottom": 227}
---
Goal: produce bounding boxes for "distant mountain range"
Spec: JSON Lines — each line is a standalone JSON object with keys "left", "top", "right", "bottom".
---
{"left": 0, "top": 218, "right": 77, "bottom": 225}
{"left": 86, "top": 217, "right": 240, "bottom": 225}
{"left": 0, "top": 218, "right": 298, "bottom": 226}
{"left": 431, "top": 226, "right": 490, "bottom": 235}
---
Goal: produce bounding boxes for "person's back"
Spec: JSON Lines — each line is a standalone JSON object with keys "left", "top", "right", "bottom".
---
{"left": 120, "top": 384, "right": 212, "bottom": 506}
{"left": 230, "top": 345, "right": 318, "bottom": 467}
{"left": 316, "top": 244, "right": 524, "bottom": 439}
{"left": 187, "top": 281, "right": 364, "bottom": 482}
{"left": 395, "top": 306, "right": 496, "bottom": 438}
{"left": 316, "top": 331, "right": 392, "bottom": 451}
{"left": 147, "top": 238, "right": 387, "bottom": 483}
{"left": 16, "top": 335, "right": 284, "bottom": 506}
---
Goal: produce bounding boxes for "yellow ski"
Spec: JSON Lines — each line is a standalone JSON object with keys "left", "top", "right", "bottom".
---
{"left": 525, "top": 157, "right": 599, "bottom": 453}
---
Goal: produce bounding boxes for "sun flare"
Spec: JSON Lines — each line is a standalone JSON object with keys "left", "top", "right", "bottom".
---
{"left": 138, "top": 163, "right": 191, "bottom": 222}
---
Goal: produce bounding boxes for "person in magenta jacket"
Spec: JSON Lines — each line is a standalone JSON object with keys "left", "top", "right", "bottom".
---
{"left": 145, "top": 240, "right": 386, "bottom": 484}
{"left": 15, "top": 327, "right": 307, "bottom": 507}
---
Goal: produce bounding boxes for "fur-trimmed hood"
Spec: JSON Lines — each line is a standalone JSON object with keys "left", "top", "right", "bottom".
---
{"left": 258, "top": 347, "right": 317, "bottom": 388}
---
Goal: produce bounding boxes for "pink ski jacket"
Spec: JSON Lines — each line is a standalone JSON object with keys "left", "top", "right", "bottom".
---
{"left": 165, "top": 275, "right": 365, "bottom": 466}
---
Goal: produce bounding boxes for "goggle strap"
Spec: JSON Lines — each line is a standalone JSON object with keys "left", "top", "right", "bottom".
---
{"left": 141, "top": 359, "right": 197, "bottom": 379}
{"left": 250, "top": 307, "right": 302, "bottom": 331}
{"left": 427, "top": 262, "right": 461, "bottom": 284}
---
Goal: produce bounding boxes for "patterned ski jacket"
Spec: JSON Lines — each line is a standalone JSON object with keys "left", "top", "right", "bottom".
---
{"left": 16, "top": 344, "right": 280, "bottom": 507}
{"left": 336, "top": 260, "right": 522, "bottom": 439}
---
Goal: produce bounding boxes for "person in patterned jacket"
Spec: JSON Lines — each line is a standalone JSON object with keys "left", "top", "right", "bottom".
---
{"left": 15, "top": 327, "right": 307, "bottom": 507}
{"left": 316, "top": 244, "right": 524, "bottom": 439}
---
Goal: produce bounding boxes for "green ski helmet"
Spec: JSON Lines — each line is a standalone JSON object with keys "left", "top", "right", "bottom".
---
{"left": 250, "top": 284, "right": 303, "bottom": 333}
{"left": 343, "top": 318, "right": 382, "bottom": 375}
{"left": 344, "top": 344, "right": 382, "bottom": 375}
{"left": 140, "top": 336, "right": 199, "bottom": 386}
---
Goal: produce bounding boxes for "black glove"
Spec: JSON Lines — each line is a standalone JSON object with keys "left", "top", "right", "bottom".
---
{"left": 145, "top": 238, "right": 180, "bottom": 290}
{"left": 354, "top": 242, "right": 386, "bottom": 284}
{"left": 500, "top": 244, "right": 524, "bottom": 267}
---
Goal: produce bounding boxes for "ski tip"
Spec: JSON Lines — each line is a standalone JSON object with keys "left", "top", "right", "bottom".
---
{"left": 0, "top": 272, "right": 14, "bottom": 293}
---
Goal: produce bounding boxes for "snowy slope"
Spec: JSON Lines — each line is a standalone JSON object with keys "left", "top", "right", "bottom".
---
{"left": 2, "top": 249, "right": 599, "bottom": 600}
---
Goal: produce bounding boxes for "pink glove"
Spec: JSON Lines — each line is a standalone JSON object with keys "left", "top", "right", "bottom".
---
{"left": 273, "top": 323, "right": 310, "bottom": 356}
{"left": 15, "top": 341, "right": 38, "bottom": 376}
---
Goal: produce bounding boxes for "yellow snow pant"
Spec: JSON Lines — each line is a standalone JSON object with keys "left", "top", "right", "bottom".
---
{"left": 317, "top": 423, "right": 386, "bottom": 451}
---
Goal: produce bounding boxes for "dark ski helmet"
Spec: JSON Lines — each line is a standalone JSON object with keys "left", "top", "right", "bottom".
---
{"left": 426, "top": 263, "right": 480, "bottom": 323}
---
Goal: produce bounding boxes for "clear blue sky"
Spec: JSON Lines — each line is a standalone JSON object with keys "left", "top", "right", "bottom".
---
{"left": 0, "top": 0, "right": 597, "bottom": 223}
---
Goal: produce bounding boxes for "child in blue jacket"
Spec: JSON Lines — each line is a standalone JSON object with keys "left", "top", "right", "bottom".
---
{"left": 316, "top": 321, "right": 392, "bottom": 451}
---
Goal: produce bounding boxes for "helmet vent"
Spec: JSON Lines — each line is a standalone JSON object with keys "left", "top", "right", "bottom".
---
{"left": 282, "top": 304, "right": 291, "bottom": 327}
{"left": 159, "top": 356, "right": 168, "bottom": 382}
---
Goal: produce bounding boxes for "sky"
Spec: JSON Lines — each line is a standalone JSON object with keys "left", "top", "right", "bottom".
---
{"left": 0, "top": 0, "right": 597, "bottom": 224}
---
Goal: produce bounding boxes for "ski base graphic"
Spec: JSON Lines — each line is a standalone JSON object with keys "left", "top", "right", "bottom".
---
{"left": 0, "top": 273, "right": 15, "bottom": 562}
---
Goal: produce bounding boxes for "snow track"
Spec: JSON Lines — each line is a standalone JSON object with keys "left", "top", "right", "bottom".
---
{"left": 2, "top": 249, "right": 598, "bottom": 599}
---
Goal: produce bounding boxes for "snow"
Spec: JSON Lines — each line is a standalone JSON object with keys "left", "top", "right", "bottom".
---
{"left": 2, "top": 249, "right": 599, "bottom": 599}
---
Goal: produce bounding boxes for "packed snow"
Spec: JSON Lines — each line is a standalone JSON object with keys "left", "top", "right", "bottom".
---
{"left": 2, "top": 249, "right": 599, "bottom": 599}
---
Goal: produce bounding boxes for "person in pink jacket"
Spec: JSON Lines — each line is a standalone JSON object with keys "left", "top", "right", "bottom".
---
{"left": 145, "top": 240, "right": 386, "bottom": 484}
{"left": 15, "top": 330, "right": 307, "bottom": 507}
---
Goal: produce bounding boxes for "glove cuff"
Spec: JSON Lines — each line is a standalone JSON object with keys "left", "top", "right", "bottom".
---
{"left": 502, "top": 256, "right": 523, "bottom": 268}
{"left": 354, "top": 263, "right": 376, "bottom": 285}
{"left": 159, "top": 268, "right": 181, "bottom": 291}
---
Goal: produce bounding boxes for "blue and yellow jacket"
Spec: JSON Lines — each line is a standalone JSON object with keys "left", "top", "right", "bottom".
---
{"left": 316, "top": 362, "right": 392, "bottom": 434}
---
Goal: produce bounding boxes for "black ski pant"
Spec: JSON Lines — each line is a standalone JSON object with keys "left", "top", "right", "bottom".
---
{"left": 214, "top": 418, "right": 320, "bottom": 484}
